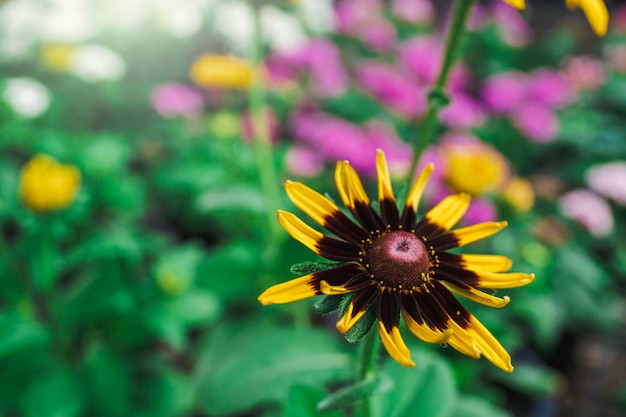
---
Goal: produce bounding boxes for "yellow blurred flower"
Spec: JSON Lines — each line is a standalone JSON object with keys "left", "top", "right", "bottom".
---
{"left": 189, "top": 54, "right": 253, "bottom": 89}
{"left": 502, "top": 177, "right": 535, "bottom": 212}
{"left": 503, "top": 0, "right": 608, "bottom": 36}
{"left": 19, "top": 154, "right": 81, "bottom": 212}
{"left": 40, "top": 43, "right": 77, "bottom": 72}
{"left": 440, "top": 137, "right": 510, "bottom": 196}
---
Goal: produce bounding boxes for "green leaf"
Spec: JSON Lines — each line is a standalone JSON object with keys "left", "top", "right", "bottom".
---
{"left": 290, "top": 261, "right": 342, "bottom": 275}
{"left": 195, "top": 324, "right": 353, "bottom": 415}
{"left": 374, "top": 348, "right": 457, "bottom": 417}
{"left": 80, "top": 345, "right": 132, "bottom": 417}
{"left": 136, "top": 370, "right": 194, "bottom": 417}
{"left": 493, "top": 362, "right": 563, "bottom": 396}
{"left": 285, "top": 386, "right": 343, "bottom": 417}
{"left": 317, "top": 377, "right": 380, "bottom": 413}
{"left": 314, "top": 295, "right": 344, "bottom": 315}
{"left": 0, "top": 312, "right": 48, "bottom": 359}
{"left": 153, "top": 243, "right": 205, "bottom": 296}
{"left": 452, "top": 395, "right": 512, "bottom": 417}
{"left": 29, "top": 238, "right": 62, "bottom": 291}
{"left": 21, "top": 368, "right": 83, "bottom": 417}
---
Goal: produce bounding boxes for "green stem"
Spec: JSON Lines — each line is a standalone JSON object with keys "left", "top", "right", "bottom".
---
{"left": 249, "top": 5, "right": 282, "bottom": 243}
{"left": 356, "top": 328, "right": 380, "bottom": 417}
{"left": 405, "top": 0, "right": 476, "bottom": 184}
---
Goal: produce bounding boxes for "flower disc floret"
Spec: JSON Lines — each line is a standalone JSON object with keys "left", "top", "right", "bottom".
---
{"left": 366, "top": 231, "right": 431, "bottom": 290}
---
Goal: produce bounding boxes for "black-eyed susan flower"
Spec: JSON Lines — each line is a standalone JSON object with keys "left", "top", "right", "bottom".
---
{"left": 504, "top": 0, "right": 608, "bottom": 36}
{"left": 19, "top": 154, "right": 81, "bottom": 212}
{"left": 259, "top": 150, "right": 534, "bottom": 372}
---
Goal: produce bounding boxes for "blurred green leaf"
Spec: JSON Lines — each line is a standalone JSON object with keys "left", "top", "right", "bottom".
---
{"left": 317, "top": 376, "right": 380, "bottom": 413}
{"left": 452, "top": 395, "right": 512, "bottom": 417}
{"left": 195, "top": 324, "right": 353, "bottom": 415}
{"left": 0, "top": 312, "right": 48, "bottom": 358}
{"left": 137, "top": 369, "right": 194, "bottom": 417}
{"left": 154, "top": 243, "right": 205, "bottom": 295}
{"left": 374, "top": 348, "right": 457, "bottom": 417}
{"left": 195, "top": 184, "right": 266, "bottom": 214}
{"left": 29, "top": 237, "right": 62, "bottom": 291}
{"left": 494, "top": 362, "right": 563, "bottom": 396}
{"left": 21, "top": 368, "right": 83, "bottom": 417}
{"left": 80, "top": 345, "right": 132, "bottom": 417}
{"left": 285, "top": 386, "right": 343, "bottom": 417}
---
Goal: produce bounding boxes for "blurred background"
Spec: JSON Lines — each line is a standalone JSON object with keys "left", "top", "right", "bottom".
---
{"left": 1, "top": 0, "right": 626, "bottom": 416}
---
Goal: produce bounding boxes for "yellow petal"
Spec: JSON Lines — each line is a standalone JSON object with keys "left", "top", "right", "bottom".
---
{"left": 378, "top": 322, "right": 415, "bottom": 367}
{"left": 440, "top": 281, "right": 510, "bottom": 308}
{"left": 401, "top": 310, "right": 453, "bottom": 344}
{"left": 466, "top": 316, "right": 513, "bottom": 372}
{"left": 502, "top": 0, "right": 525, "bottom": 9}
{"left": 285, "top": 181, "right": 342, "bottom": 227}
{"left": 445, "top": 319, "right": 481, "bottom": 358}
{"left": 459, "top": 254, "right": 513, "bottom": 273}
{"left": 404, "top": 163, "right": 434, "bottom": 216}
{"left": 424, "top": 193, "right": 471, "bottom": 231}
{"left": 336, "top": 301, "right": 367, "bottom": 334}
{"left": 452, "top": 221, "right": 508, "bottom": 247}
{"left": 277, "top": 210, "right": 325, "bottom": 255}
{"left": 335, "top": 161, "right": 371, "bottom": 210}
{"left": 565, "top": 0, "right": 608, "bottom": 36}
{"left": 319, "top": 280, "right": 351, "bottom": 295}
{"left": 376, "top": 149, "right": 395, "bottom": 204}
{"left": 474, "top": 272, "right": 535, "bottom": 289}
{"left": 258, "top": 275, "right": 318, "bottom": 305}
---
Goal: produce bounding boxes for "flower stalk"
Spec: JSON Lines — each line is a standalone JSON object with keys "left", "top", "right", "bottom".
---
{"left": 405, "top": 0, "right": 476, "bottom": 184}
{"left": 249, "top": 4, "right": 282, "bottom": 242}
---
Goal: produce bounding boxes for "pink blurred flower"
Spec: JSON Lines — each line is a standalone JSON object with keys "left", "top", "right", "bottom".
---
{"left": 391, "top": 0, "right": 435, "bottom": 25}
{"left": 464, "top": 197, "right": 498, "bottom": 224}
{"left": 586, "top": 162, "right": 626, "bottom": 206}
{"left": 150, "top": 83, "right": 203, "bottom": 118}
{"left": 335, "top": 0, "right": 397, "bottom": 51}
{"left": 356, "top": 61, "right": 426, "bottom": 117}
{"left": 291, "top": 111, "right": 410, "bottom": 176}
{"left": 481, "top": 72, "right": 528, "bottom": 114}
{"left": 528, "top": 69, "right": 575, "bottom": 108}
{"left": 563, "top": 56, "right": 606, "bottom": 91}
{"left": 285, "top": 146, "right": 325, "bottom": 177}
{"left": 559, "top": 189, "right": 614, "bottom": 237}
{"left": 605, "top": 45, "right": 626, "bottom": 73}
{"left": 266, "top": 39, "right": 347, "bottom": 97}
{"left": 493, "top": 2, "right": 532, "bottom": 47}
{"left": 439, "top": 91, "right": 486, "bottom": 129}
{"left": 513, "top": 104, "right": 559, "bottom": 143}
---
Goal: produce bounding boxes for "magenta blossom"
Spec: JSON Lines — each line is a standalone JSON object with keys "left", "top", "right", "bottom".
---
{"left": 439, "top": 91, "right": 486, "bottom": 129}
{"left": 291, "top": 111, "right": 410, "bottom": 176}
{"left": 391, "top": 0, "right": 435, "bottom": 25}
{"left": 528, "top": 69, "right": 575, "bottom": 108}
{"left": 513, "top": 104, "right": 559, "bottom": 143}
{"left": 464, "top": 197, "right": 498, "bottom": 224}
{"left": 150, "top": 83, "right": 203, "bottom": 118}
{"left": 266, "top": 39, "right": 347, "bottom": 97}
{"left": 356, "top": 61, "right": 426, "bottom": 118}
{"left": 563, "top": 56, "right": 606, "bottom": 91}
{"left": 335, "top": 0, "right": 397, "bottom": 51}
{"left": 586, "top": 162, "right": 626, "bottom": 206}
{"left": 481, "top": 72, "right": 528, "bottom": 114}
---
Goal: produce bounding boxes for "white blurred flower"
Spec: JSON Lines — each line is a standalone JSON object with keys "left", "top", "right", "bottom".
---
{"left": 261, "top": 6, "right": 307, "bottom": 53}
{"left": 0, "top": 0, "right": 44, "bottom": 58}
{"left": 212, "top": 2, "right": 254, "bottom": 53}
{"left": 559, "top": 189, "right": 614, "bottom": 237}
{"left": 586, "top": 162, "right": 626, "bottom": 206}
{"left": 298, "top": 0, "right": 334, "bottom": 34}
{"left": 70, "top": 44, "right": 126, "bottom": 82}
{"left": 41, "top": 0, "right": 100, "bottom": 42}
{"left": 3, "top": 78, "right": 51, "bottom": 118}
{"left": 158, "top": 6, "right": 203, "bottom": 38}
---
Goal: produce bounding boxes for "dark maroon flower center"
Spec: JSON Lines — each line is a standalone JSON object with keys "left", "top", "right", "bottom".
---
{"left": 366, "top": 231, "right": 431, "bottom": 290}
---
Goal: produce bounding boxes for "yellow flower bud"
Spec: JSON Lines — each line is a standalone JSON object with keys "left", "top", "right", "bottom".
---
{"left": 189, "top": 54, "right": 253, "bottom": 89}
{"left": 502, "top": 177, "right": 535, "bottom": 212}
{"left": 19, "top": 154, "right": 81, "bottom": 212}
{"left": 40, "top": 43, "right": 77, "bottom": 72}
{"left": 441, "top": 139, "right": 510, "bottom": 196}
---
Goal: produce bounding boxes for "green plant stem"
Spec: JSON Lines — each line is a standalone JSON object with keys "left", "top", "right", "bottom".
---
{"left": 356, "top": 328, "right": 380, "bottom": 417}
{"left": 249, "top": 5, "right": 282, "bottom": 243}
{"left": 405, "top": 0, "right": 476, "bottom": 184}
